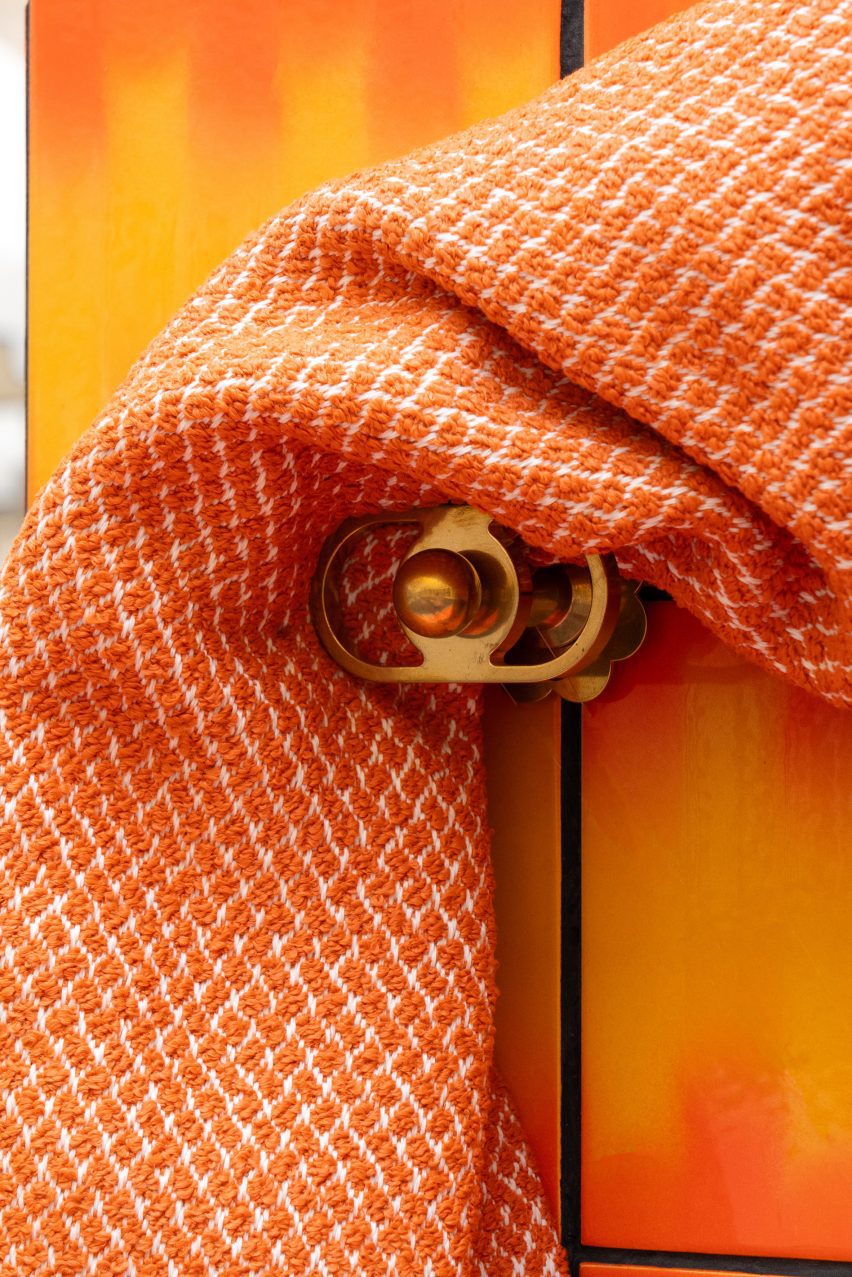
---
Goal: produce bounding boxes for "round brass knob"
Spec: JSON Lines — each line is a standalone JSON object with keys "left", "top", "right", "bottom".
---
{"left": 393, "top": 549, "right": 482, "bottom": 639}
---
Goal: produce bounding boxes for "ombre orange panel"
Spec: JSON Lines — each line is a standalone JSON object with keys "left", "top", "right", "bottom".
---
{"left": 582, "top": 603, "right": 852, "bottom": 1259}
{"left": 585, "top": 0, "right": 687, "bottom": 60}
{"left": 28, "top": 0, "right": 562, "bottom": 499}
{"left": 27, "top": 0, "right": 564, "bottom": 1222}
{"left": 580, "top": 0, "right": 852, "bottom": 1261}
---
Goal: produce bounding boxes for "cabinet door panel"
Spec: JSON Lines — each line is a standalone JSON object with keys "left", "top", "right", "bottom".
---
{"left": 28, "top": 0, "right": 560, "bottom": 495}
{"left": 582, "top": 603, "right": 852, "bottom": 1259}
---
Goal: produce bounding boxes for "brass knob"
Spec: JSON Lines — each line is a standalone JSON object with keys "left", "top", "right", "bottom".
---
{"left": 393, "top": 549, "right": 482, "bottom": 638}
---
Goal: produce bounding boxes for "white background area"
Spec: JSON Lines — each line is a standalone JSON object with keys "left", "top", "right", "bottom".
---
{"left": 0, "top": 0, "right": 25, "bottom": 559}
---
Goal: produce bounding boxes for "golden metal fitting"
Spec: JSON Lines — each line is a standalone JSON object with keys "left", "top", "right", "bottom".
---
{"left": 310, "top": 505, "right": 646, "bottom": 702}
{"left": 392, "top": 549, "right": 483, "bottom": 639}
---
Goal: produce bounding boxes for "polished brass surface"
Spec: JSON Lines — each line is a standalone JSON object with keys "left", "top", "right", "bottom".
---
{"left": 527, "top": 566, "right": 573, "bottom": 631}
{"left": 551, "top": 578, "right": 648, "bottom": 704}
{"left": 310, "top": 504, "right": 647, "bottom": 700}
{"left": 393, "top": 549, "right": 482, "bottom": 638}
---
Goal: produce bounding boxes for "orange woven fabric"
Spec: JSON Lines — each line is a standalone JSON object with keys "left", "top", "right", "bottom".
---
{"left": 2, "top": 0, "right": 851, "bottom": 1272}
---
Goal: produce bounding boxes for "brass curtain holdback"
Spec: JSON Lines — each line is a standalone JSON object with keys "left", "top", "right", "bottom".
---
{"left": 310, "top": 504, "right": 647, "bottom": 703}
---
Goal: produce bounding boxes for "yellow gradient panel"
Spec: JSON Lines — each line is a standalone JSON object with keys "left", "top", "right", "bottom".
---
{"left": 28, "top": 0, "right": 561, "bottom": 497}
{"left": 28, "top": 0, "right": 565, "bottom": 1227}
{"left": 582, "top": 603, "right": 852, "bottom": 1258}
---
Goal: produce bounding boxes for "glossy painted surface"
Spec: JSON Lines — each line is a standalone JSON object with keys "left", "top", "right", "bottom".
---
{"left": 28, "top": 0, "right": 565, "bottom": 1225}
{"left": 582, "top": 602, "right": 852, "bottom": 1259}
{"left": 27, "top": 0, "right": 561, "bottom": 498}
{"left": 485, "top": 690, "right": 563, "bottom": 1219}
{"left": 585, "top": 0, "right": 687, "bottom": 61}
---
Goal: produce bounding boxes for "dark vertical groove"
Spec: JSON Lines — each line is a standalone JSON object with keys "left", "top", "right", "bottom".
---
{"left": 559, "top": 6, "right": 584, "bottom": 1271}
{"left": 560, "top": 702, "right": 583, "bottom": 1275}
{"left": 560, "top": 0, "right": 585, "bottom": 77}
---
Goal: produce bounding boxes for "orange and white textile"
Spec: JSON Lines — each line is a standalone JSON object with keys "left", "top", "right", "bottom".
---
{"left": 1, "top": 0, "right": 850, "bottom": 1271}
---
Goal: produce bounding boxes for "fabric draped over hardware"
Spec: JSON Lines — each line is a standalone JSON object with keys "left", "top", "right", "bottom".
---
{"left": 0, "top": 0, "right": 849, "bottom": 1271}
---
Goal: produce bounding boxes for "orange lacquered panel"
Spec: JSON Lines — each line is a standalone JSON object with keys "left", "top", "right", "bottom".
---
{"left": 581, "top": 1267, "right": 788, "bottom": 1277}
{"left": 28, "top": 0, "right": 565, "bottom": 1224}
{"left": 27, "top": 0, "right": 561, "bottom": 498}
{"left": 582, "top": 602, "right": 852, "bottom": 1259}
{"left": 485, "top": 691, "right": 562, "bottom": 1219}
{"left": 585, "top": 0, "right": 687, "bottom": 60}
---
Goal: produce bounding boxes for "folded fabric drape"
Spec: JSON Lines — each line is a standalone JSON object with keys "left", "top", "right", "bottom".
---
{"left": 1, "top": 0, "right": 849, "bottom": 1271}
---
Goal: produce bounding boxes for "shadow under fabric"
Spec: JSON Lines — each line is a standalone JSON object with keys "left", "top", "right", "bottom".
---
{"left": 2, "top": 0, "right": 850, "bottom": 1271}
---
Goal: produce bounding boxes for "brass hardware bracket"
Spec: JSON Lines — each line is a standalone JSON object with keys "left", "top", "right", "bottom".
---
{"left": 310, "top": 505, "right": 646, "bottom": 703}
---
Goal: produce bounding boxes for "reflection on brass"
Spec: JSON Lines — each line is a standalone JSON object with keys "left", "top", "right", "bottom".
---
{"left": 551, "top": 577, "right": 647, "bottom": 704}
{"left": 310, "top": 504, "right": 647, "bottom": 702}
{"left": 393, "top": 549, "right": 482, "bottom": 638}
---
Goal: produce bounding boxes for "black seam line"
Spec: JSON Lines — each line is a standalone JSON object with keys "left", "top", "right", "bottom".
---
{"left": 578, "top": 1246, "right": 852, "bottom": 1275}
{"left": 559, "top": 10, "right": 584, "bottom": 1273}
{"left": 560, "top": 0, "right": 584, "bottom": 77}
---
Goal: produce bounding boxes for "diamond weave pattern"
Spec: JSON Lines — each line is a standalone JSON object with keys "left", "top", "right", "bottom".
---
{"left": 1, "top": 0, "right": 850, "bottom": 1272}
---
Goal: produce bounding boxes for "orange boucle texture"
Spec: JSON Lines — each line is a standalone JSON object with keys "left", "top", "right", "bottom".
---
{"left": 1, "top": 0, "right": 850, "bottom": 1271}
